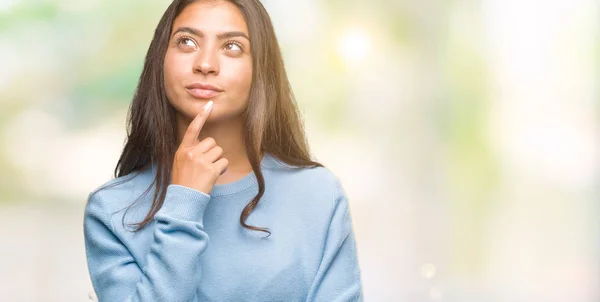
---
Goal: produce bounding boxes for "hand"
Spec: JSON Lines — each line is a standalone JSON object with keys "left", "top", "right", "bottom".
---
{"left": 171, "top": 101, "right": 228, "bottom": 195}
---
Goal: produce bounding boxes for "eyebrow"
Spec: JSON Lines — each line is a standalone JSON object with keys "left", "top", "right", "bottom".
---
{"left": 172, "top": 27, "right": 250, "bottom": 42}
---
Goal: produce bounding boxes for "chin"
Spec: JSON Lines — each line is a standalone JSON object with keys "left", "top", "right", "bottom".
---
{"left": 199, "top": 107, "right": 246, "bottom": 124}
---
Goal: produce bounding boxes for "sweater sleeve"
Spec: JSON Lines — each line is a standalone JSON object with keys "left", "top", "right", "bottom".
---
{"left": 305, "top": 179, "right": 364, "bottom": 302}
{"left": 84, "top": 184, "right": 211, "bottom": 302}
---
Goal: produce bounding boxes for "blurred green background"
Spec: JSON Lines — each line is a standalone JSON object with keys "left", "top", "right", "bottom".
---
{"left": 0, "top": 0, "right": 598, "bottom": 301}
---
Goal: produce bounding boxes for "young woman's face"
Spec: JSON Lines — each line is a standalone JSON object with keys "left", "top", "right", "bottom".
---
{"left": 164, "top": 0, "right": 252, "bottom": 123}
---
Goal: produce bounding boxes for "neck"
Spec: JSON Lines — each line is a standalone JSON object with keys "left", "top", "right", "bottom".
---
{"left": 176, "top": 114, "right": 253, "bottom": 184}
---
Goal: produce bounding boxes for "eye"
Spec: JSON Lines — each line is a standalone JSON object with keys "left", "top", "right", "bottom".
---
{"left": 224, "top": 41, "right": 243, "bottom": 52}
{"left": 177, "top": 36, "right": 197, "bottom": 49}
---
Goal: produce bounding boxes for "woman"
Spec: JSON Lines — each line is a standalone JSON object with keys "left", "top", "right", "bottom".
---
{"left": 83, "top": 0, "right": 363, "bottom": 301}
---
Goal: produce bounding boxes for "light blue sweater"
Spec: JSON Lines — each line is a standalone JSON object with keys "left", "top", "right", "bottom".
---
{"left": 83, "top": 153, "right": 363, "bottom": 301}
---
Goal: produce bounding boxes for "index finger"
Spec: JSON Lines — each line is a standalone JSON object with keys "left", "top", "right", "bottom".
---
{"left": 181, "top": 100, "right": 213, "bottom": 147}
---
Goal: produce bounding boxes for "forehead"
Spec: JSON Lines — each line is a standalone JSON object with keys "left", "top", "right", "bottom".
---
{"left": 172, "top": 1, "right": 248, "bottom": 35}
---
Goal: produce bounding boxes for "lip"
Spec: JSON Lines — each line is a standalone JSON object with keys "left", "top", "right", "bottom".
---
{"left": 185, "top": 83, "right": 223, "bottom": 99}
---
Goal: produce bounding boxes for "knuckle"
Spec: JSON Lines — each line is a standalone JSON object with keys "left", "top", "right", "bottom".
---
{"left": 193, "top": 155, "right": 204, "bottom": 164}
{"left": 186, "top": 151, "right": 195, "bottom": 160}
{"left": 205, "top": 137, "right": 215, "bottom": 145}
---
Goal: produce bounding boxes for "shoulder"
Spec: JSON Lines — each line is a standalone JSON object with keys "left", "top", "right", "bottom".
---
{"left": 265, "top": 155, "right": 340, "bottom": 187}
{"left": 263, "top": 155, "right": 348, "bottom": 216}
{"left": 85, "top": 167, "right": 155, "bottom": 222}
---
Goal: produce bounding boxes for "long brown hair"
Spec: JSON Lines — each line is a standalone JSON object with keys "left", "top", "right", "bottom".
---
{"left": 94, "top": 0, "right": 321, "bottom": 236}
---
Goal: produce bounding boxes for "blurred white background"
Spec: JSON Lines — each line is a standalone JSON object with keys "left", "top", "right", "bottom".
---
{"left": 0, "top": 0, "right": 598, "bottom": 301}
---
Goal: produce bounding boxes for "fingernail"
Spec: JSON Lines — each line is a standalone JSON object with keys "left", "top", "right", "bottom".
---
{"left": 203, "top": 100, "right": 214, "bottom": 112}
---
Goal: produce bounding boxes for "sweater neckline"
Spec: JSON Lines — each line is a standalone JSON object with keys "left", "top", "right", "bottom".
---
{"left": 210, "top": 168, "right": 258, "bottom": 196}
{"left": 209, "top": 153, "right": 282, "bottom": 196}
{"left": 149, "top": 153, "right": 281, "bottom": 197}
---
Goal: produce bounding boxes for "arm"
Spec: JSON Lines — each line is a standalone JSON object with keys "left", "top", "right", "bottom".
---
{"left": 84, "top": 184, "right": 210, "bottom": 302}
{"left": 305, "top": 180, "right": 364, "bottom": 302}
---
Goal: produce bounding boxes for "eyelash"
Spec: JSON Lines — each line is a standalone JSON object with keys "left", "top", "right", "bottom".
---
{"left": 175, "top": 36, "right": 244, "bottom": 52}
{"left": 176, "top": 35, "right": 196, "bottom": 48}
{"left": 224, "top": 40, "right": 243, "bottom": 51}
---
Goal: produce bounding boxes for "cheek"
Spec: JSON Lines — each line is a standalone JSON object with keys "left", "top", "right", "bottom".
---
{"left": 163, "top": 56, "right": 176, "bottom": 98}
{"left": 226, "top": 60, "right": 253, "bottom": 100}
{"left": 163, "top": 54, "right": 188, "bottom": 95}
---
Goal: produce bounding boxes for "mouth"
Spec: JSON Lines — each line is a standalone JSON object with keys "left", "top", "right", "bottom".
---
{"left": 185, "top": 83, "right": 223, "bottom": 99}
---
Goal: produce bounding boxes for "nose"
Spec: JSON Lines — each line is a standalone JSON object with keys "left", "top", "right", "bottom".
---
{"left": 193, "top": 46, "right": 219, "bottom": 76}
